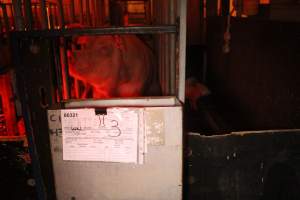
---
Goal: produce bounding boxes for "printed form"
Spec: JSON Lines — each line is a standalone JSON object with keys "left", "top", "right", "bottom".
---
{"left": 61, "top": 108, "right": 142, "bottom": 163}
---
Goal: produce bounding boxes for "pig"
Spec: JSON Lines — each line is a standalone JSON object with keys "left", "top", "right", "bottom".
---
{"left": 67, "top": 34, "right": 161, "bottom": 98}
{"left": 185, "top": 77, "right": 211, "bottom": 110}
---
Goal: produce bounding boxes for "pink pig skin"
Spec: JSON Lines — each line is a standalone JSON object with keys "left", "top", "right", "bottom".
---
{"left": 68, "top": 34, "right": 161, "bottom": 98}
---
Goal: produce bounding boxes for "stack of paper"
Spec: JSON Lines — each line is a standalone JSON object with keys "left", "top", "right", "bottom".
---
{"left": 61, "top": 108, "right": 147, "bottom": 164}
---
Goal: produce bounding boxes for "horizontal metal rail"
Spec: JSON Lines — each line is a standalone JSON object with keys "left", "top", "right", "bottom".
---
{"left": 11, "top": 25, "right": 178, "bottom": 38}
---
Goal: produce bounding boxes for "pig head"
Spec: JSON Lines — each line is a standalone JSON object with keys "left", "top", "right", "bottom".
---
{"left": 68, "top": 34, "right": 161, "bottom": 98}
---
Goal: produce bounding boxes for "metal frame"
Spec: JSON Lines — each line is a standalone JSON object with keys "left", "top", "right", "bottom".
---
{"left": 177, "top": 0, "right": 187, "bottom": 102}
{"left": 5, "top": 0, "right": 187, "bottom": 104}
{"left": 8, "top": 1, "right": 187, "bottom": 199}
{"left": 64, "top": 96, "right": 180, "bottom": 108}
{"left": 11, "top": 25, "right": 177, "bottom": 37}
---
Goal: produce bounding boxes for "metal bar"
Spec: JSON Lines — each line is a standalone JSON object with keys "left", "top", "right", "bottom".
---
{"left": 99, "top": 0, "right": 106, "bottom": 25}
{"left": 79, "top": 0, "right": 84, "bottom": 24}
{"left": 145, "top": 0, "right": 151, "bottom": 24}
{"left": 70, "top": 0, "right": 76, "bottom": 23}
{"left": 11, "top": 36, "right": 47, "bottom": 200}
{"left": 57, "top": 0, "right": 65, "bottom": 28}
{"left": 52, "top": 38, "right": 63, "bottom": 100}
{"left": 59, "top": 38, "right": 70, "bottom": 99}
{"left": 57, "top": 0, "right": 70, "bottom": 98}
{"left": 48, "top": 4, "right": 54, "bottom": 29}
{"left": 24, "top": 0, "right": 33, "bottom": 30}
{"left": 33, "top": 5, "right": 38, "bottom": 29}
{"left": 92, "top": 0, "right": 97, "bottom": 26}
{"left": 221, "top": 0, "right": 230, "bottom": 16}
{"left": 54, "top": 5, "right": 59, "bottom": 28}
{"left": 65, "top": 96, "right": 179, "bottom": 108}
{"left": 165, "top": 0, "right": 170, "bottom": 95}
{"left": 95, "top": 0, "right": 102, "bottom": 26}
{"left": 169, "top": 0, "right": 176, "bottom": 95}
{"left": 86, "top": 0, "right": 91, "bottom": 26}
{"left": 9, "top": 4, "right": 15, "bottom": 29}
{"left": 0, "top": 16, "right": 2, "bottom": 33}
{"left": 177, "top": 0, "right": 187, "bottom": 102}
{"left": 12, "top": 25, "right": 177, "bottom": 38}
{"left": 162, "top": 1, "right": 168, "bottom": 94}
{"left": 39, "top": 0, "right": 48, "bottom": 29}
{"left": 12, "top": 0, "right": 25, "bottom": 30}
{"left": 1, "top": 4, "right": 10, "bottom": 32}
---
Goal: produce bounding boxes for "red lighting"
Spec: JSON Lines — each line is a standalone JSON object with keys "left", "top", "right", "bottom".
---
{"left": 0, "top": 73, "right": 25, "bottom": 137}
{"left": 0, "top": 73, "right": 18, "bottom": 136}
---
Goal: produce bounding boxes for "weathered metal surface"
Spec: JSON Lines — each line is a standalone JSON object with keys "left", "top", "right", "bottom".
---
{"left": 48, "top": 106, "right": 183, "bottom": 200}
{"left": 186, "top": 130, "right": 300, "bottom": 200}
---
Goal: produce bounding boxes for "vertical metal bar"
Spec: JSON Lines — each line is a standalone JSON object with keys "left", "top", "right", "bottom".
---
{"left": 150, "top": 0, "right": 154, "bottom": 22}
{"left": 90, "top": 0, "right": 94, "bottom": 26}
{"left": 70, "top": 0, "right": 76, "bottom": 23}
{"left": 207, "top": 0, "right": 218, "bottom": 16}
{"left": 33, "top": 4, "right": 38, "bottom": 29}
{"left": 0, "top": 16, "right": 2, "bottom": 33}
{"left": 9, "top": 4, "right": 15, "bottom": 29}
{"left": 160, "top": 0, "right": 167, "bottom": 95}
{"left": 64, "top": 3, "right": 70, "bottom": 24}
{"left": 24, "top": 0, "right": 33, "bottom": 30}
{"left": 202, "top": 0, "right": 208, "bottom": 83}
{"left": 92, "top": 0, "right": 98, "bottom": 26}
{"left": 99, "top": 0, "right": 105, "bottom": 25}
{"left": 177, "top": 0, "right": 187, "bottom": 102}
{"left": 59, "top": 38, "right": 71, "bottom": 100}
{"left": 52, "top": 38, "right": 63, "bottom": 100}
{"left": 57, "top": 0, "right": 69, "bottom": 99}
{"left": 236, "top": 0, "right": 243, "bottom": 17}
{"left": 221, "top": 0, "right": 230, "bottom": 16}
{"left": 11, "top": 36, "right": 47, "bottom": 200}
{"left": 1, "top": 4, "right": 10, "bottom": 32}
{"left": 155, "top": 0, "right": 165, "bottom": 94}
{"left": 48, "top": 4, "right": 54, "bottom": 29}
{"left": 39, "top": 0, "right": 48, "bottom": 29}
{"left": 105, "top": 0, "right": 110, "bottom": 23}
{"left": 145, "top": 0, "right": 150, "bottom": 24}
{"left": 164, "top": 0, "right": 170, "bottom": 95}
{"left": 95, "top": 0, "right": 101, "bottom": 26}
{"left": 203, "top": 0, "right": 207, "bottom": 43}
{"left": 79, "top": 0, "right": 84, "bottom": 24}
{"left": 57, "top": 0, "right": 65, "bottom": 28}
{"left": 169, "top": 0, "right": 176, "bottom": 95}
{"left": 103, "top": 0, "right": 107, "bottom": 25}
{"left": 86, "top": 0, "right": 91, "bottom": 26}
{"left": 54, "top": 5, "right": 59, "bottom": 28}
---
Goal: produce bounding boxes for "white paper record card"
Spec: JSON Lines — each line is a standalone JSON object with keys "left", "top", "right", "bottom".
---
{"left": 61, "top": 108, "right": 142, "bottom": 163}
